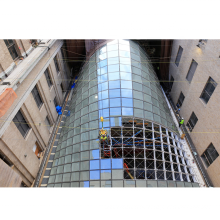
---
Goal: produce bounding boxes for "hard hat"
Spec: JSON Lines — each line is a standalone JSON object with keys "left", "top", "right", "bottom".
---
{"left": 182, "top": 117, "right": 184, "bottom": 120}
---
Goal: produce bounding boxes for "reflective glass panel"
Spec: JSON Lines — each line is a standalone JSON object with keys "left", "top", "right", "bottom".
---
{"left": 122, "top": 98, "right": 133, "bottom": 107}
{"left": 110, "top": 98, "right": 121, "bottom": 107}
{"left": 121, "top": 80, "right": 132, "bottom": 89}
{"left": 121, "top": 89, "right": 132, "bottom": 98}
{"left": 109, "top": 89, "right": 120, "bottom": 98}
{"left": 90, "top": 160, "right": 100, "bottom": 170}
{"left": 108, "top": 72, "right": 120, "bottom": 80}
{"left": 101, "top": 159, "right": 111, "bottom": 169}
{"left": 90, "top": 170, "right": 100, "bottom": 180}
{"left": 122, "top": 107, "right": 133, "bottom": 116}
{"left": 109, "top": 80, "right": 120, "bottom": 89}
{"left": 112, "top": 159, "right": 123, "bottom": 169}
{"left": 108, "top": 64, "right": 119, "bottom": 73}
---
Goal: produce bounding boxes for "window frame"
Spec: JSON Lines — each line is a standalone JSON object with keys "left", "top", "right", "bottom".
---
{"left": 186, "top": 59, "right": 198, "bottom": 83}
{"left": 200, "top": 77, "right": 217, "bottom": 104}
{"left": 201, "top": 143, "right": 219, "bottom": 168}
{"left": 4, "top": 39, "right": 19, "bottom": 60}
{"left": 31, "top": 85, "right": 43, "bottom": 109}
{"left": 175, "top": 46, "right": 183, "bottom": 67}
{"left": 44, "top": 68, "right": 53, "bottom": 88}
{"left": 13, "top": 110, "right": 30, "bottom": 138}
{"left": 176, "top": 92, "right": 185, "bottom": 107}
{"left": 54, "top": 55, "right": 60, "bottom": 73}
{"left": 186, "top": 112, "right": 198, "bottom": 132}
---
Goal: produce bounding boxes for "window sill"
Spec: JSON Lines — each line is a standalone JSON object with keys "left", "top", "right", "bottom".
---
{"left": 199, "top": 98, "right": 207, "bottom": 108}
{"left": 49, "top": 85, "right": 54, "bottom": 92}
{"left": 39, "top": 103, "right": 44, "bottom": 112}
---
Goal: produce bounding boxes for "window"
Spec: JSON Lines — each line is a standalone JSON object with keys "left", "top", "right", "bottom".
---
{"left": 54, "top": 97, "right": 58, "bottom": 107}
{"left": 186, "top": 59, "right": 198, "bottom": 83}
{"left": 60, "top": 83, "right": 64, "bottom": 92}
{"left": 186, "top": 112, "right": 198, "bottom": 132}
{"left": 170, "top": 76, "right": 174, "bottom": 89}
{"left": 200, "top": 77, "right": 217, "bottom": 104}
{"left": 13, "top": 110, "right": 30, "bottom": 138}
{"left": 54, "top": 55, "right": 60, "bottom": 73}
{"left": 175, "top": 46, "right": 183, "bottom": 66}
{"left": 33, "top": 142, "right": 42, "bottom": 159}
{"left": 201, "top": 143, "right": 219, "bottom": 168}
{"left": 0, "top": 150, "right": 13, "bottom": 167}
{"left": 44, "top": 68, "right": 53, "bottom": 88}
{"left": 4, "top": 39, "right": 19, "bottom": 60}
{"left": 176, "top": 92, "right": 185, "bottom": 107}
{"left": 31, "top": 85, "right": 43, "bottom": 109}
{"left": 45, "top": 116, "right": 52, "bottom": 131}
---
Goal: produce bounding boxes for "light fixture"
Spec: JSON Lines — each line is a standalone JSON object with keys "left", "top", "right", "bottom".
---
{"left": 95, "top": 95, "right": 98, "bottom": 99}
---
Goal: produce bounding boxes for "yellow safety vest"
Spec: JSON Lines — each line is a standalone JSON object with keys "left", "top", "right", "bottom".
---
{"left": 180, "top": 119, "right": 184, "bottom": 124}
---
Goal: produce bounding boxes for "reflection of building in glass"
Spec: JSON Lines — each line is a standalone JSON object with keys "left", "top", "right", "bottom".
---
{"left": 47, "top": 40, "right": 200, "bottom": 187}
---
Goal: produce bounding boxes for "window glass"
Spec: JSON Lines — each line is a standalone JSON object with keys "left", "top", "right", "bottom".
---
{"left": 112, "top": 170, "right": 123, "bottom": 179}
{"left": 119, "top": 51, "right": 130, "bottom": 57}
{"left": 134, "top": 99, "right": 143, "bottom": 109}
{"left": 90, "top": 160, "right": 100, "bottom": 170}
{"left": 120, "top": 72, "right": 132, "bottom": 80}
{"left": 108, "top": 51, "right": 119, "bottom": 58}
{"left": 120, "top": 64, "right": 131, "bottom": 73}
{"left": 89, "top": 102, "right": 98, "bottom": 112}
{"left": 108, "top": 57, "right": 119, "bottom": 65}
{"left": 80, "top": 172, "right": 89, "bottom": 181}
{"left": 89, "top": 111, "right": 99, "bottom": 120}
{"left": 109, "top": 80, "right": 120, "bottom": 89}
{"left": 99, "top": 108, "right": 109, "bottom": 118}
{"left": 122, "top": 107, "right": 133, "bottom": 116}
{"left": 112, "top": 159, "right": 123, "bottom": 169}
{"left": 101, "top": 66, "right": 108, "bottom": 75}
{"left": 99, "top": 99, "right": 109, "bottom": 109}
{"left": 121, "top": 89, "right": 132, "bottom": 98}
{"left": 98, "top": 74, "right": 108, "bottom": 83}
{"left": 108, "top": 72, "right": 120, "bottom": 80}
{"left": 120, "top": 57, "right": 131, "bottom": 65}
{"left": 109, "top": 89, "right": 120, "bottom": 98}
{"left": 144, "top": 102, "right": 152, "bottom": 111}
{"left": 133, "top": 82, "right": 142, "bottom": 91}
{"left": 101, "top": 159, "right": 111, "bottom": 169}
{"left": 108, "top": 64, "right": 119, "bottom": 73}
{"left": 101, "top": 171, "right": 111, "bottom": 180}
{"left": 90, "top": 149, "right": 100, "bottom": 159}
{"left": 134, "top": 108, "right": 144, "bottom": 118}
{"left": 98, "top": 90, "right": 108, "bottom": 100}
{"left": 110, "top": 98, "right": 121, "bottom": 107}
{"left": 72, "top": 162, "right": 79, "bottom": 171}
{"left": 122, "top": 98, "right": 133, "bottom": 107}
{"left": 71, "top": 172, "right": 79, "bottom": 181}
{"left": 112, "top": 180, "right": 123, "bottom": 187}
{"left": 133, "top": 91, "right": 143, "bottom": 100}
{"left": 99, "top": 53, "right": 107, "bottom": 60}
{"left": 80, "top": 181, "right": 89, "bottom": 187}
{"left": 121, "top": 80, "right": 132, "bottom": 89}
{"left": 100, "top": 46, "right": 107, "bottom": 54}
{"left": 110, "top": 117, "right": 122, "bottom": 126}
{"left": 108, "top": 44, "right": 118, "bottom": 51}
{"left": 98, "top": 82, "right": 108, "bottom": 92}
{"left": 90, "top": 170, "right": 100, "bottom": 180}
{"left": 145, "top": 111, "right": 153, "bottom": 120}
{"left": 110, "top": 108, "right": 121, "bottom": 116}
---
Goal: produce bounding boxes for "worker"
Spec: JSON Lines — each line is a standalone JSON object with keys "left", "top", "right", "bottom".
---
{"left": 179, "top": 117, "right": 184, "bottom": 127}
{"left": 56, "top": 105, "right": 62, "bottom": 115}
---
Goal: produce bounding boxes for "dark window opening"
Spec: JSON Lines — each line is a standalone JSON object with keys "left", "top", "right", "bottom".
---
{"left": 176, "top": 92, "right": 185, "bottom": 107}
{"left": 31, "top": 85, "right": 43, "bottom": 109}
{"left": 0, "top": 150, "right": 13, "bottom": 167}
{"left": 4, "top": 39, "right": 19, "bottom": 60}
{"left": 186, "top": 112, "right": 198, "bottom": 132}
{"left": 44, "top": 68, "right": 53, "bottom": 88}
{"left": 201, "top": 143, "right": 219, "bottom": 168}
{"left": 200, "top": 77, "right": 217, "bottom": 104}
{"left": 175, "top": 46, "right": 183, "bottom": 66}
{"left": 54, "top": 96, "right": 58, "bottom": 107}
{"left": 186, "top": 59, "right": 198, "bottom": 83}
{"left": 54, "top": 55, "right": 60, "bottom": 73}
{"left": 13, "top": 110, "right": 30, "bottom": 138}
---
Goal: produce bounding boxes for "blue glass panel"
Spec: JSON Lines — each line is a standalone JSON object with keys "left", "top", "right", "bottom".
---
{"left": 120, "top": 57, "right": 131, "bottom": 65}
{"left": 98, "top": 99, "right": 109, "bottom": 109}
{"left": 120, "top": 72, "right": 132, "bottom": 80}
{"left": 99, "top": 108, "right": 110, "bottom": 118}
{"left": 108, "top": 51, "right": 119, "bottom": 58}
{"left": 110, "top": 117, "right": 122, "bottom": 126}
{"left": 98, "top": 74, "right": 107, "bottom": 83}
{"left": 108, "top": 72, "right": 120, "bottom": 80}
{"left": 97, "top": 69, "right": 101, "bottom": 75}
{"left": 108, "top": 64, "right": 119, "bottom": 73}
{"left": 90, "top": 149, "right": 100, "bottom": 159}
{"left": 100, "top": 46, "right": 107, "bottom": 54}
{"left": 122, "top": 98, "right": 133, "bottom": 107}
{"left": 108, "top": 57, "right": 119, "bottom": 65}
{"left": 109, "top": 89, "right": 120, "bottom": 98}
{"left": 107, "top": 44, "right": 118, "bottom": 51}
{"left": 98, "top": 90, "right": 108, "bottom": 100}
{"left": 112, "top": 158, "right": 123, "bottom": 169}
{"left": 119, "top": 51, "right": 130, "bottom": 57}
{"left": 90, "top": 170, "right": 100, "bottom": 180}
{"left": 98, "top": 82, "right": 108, "bottom": 92}
{"left": 110, "top": 98, "right": 121, "bottom": 107}
{"left": 101, "top": 66, "right": 107, "bottom": 75}
{"left": 109, "top": 80, "right": 120, "bottom": 89}
{"left": 120, "top": 64, "right": 131, "bottom": 73}
{"left": 121, "top": 89, "right": 132, "bottom": 98}
{"left": 101, "top": 159, "right": 111, "bottom": 169}
{"left": 110, "top": 108, "right": 121, "bottom": 116}
{"left": 99, "top": 119, "right": 110, "bottom": 128}
{"left": 122, "top": 107, "right": 133, "bottom": 116}
{"left": 90, "top": 160, "right": 99, "bottom": 170}
{"left": 99, "top": 59, "right": 107, "bottom": 68}
{"left": 121, "top": 80, "right": 132, "bottom": 89}
{"left": 81, "top": 181, "right": 89, "bottom": 187}
{"left": 99, "top": 53, "right": 107, "bottom": 60}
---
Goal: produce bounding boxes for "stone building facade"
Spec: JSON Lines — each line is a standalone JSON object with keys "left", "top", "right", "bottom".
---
{"left": 0, "top": 39, "right": 70, "bottom": 186}
{"left": 169, "top": 39, "right": 220, "bottom": 186}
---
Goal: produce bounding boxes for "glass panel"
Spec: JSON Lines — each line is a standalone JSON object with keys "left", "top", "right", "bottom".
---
{"left": 112, "top": 180, "right": 123, "bottom": 187}
{"left": 158, "top": 181, "right": 167, "bottom": 187}
{"left": 134, "top": 108, "right": 144, "bottom": 118}
{"left": 121, "top": 89, "right": 132, "bottom": 98}
{"left": 81, "top": 151, "right": 89, "bottom": 161}
{"left": 122, "top": 107, "right": 133, "bottom": 116}
{"left": 120, "top": 64, "right": 131, "bottom": 73}
{"left": 109, "top": 80, "right": 120, "bottom": 89}
{"left": 90, "top": 160, "right": 100, "bottom": 170}
{"left": 108, "top": 44, "right": 118, "bottom": 51}
{"left": 119, "top": 51, "right": 130, "bottom": 57}
{"left": 81, "top": 161, "right": 89, "bottom": 170}
{"left": 90, "top": 181, "right": 100, "bottom": 187}
{"left": 120, "top": 72, "right": 132, "bottom": 80}
{"left": 109, "top": 89, "right": 120, "bottom": 98}
{"left": 71, "top": 182, "right": 79, "bottom": 187}
{"left": 90, "top": 170, "right": 100, "bottom": 180}
{"left": 120, "top": 57, "right": 131, "bottom": 65}
{"left": 90, "top": 149, "right": 100, "bottom": 159}
{"left": 121, "top": 80, "right": 132, "bottom": 89}
{"left": 101, "top": 159, "right": 111, "bottom": 169}
{"left": 108, "top": 72, "right": 120, "bottom": 80}
{"left": 71, "top": 172, "right": 79, "bottom": 181}
{"left": 136, "top": 180, "right": 146, "bottom": 187}
{"left": 110, "top": 98, "right": 121, "bottom": 107}
{"left": 101, "top": 180, "right": 111, "bottom": 187}
{"left": 108, "top": 64, "right": 119, "bottom": 73}
{"left": 110, "top": 108, "right": 121, "bottom": 116}
{"left": 99, "top": 99, "right": 109, "bottom": 109}
{"left": 110, "top": 117, "right": 122, "bottom": 126}
{"left": 101, "top": 170, "right": 111, "bottom": 180}
{"left": 80, "top": 181, "right": 89, "bottom": 187}
{"left": 124, "top": 180, "right": 135, "bottom": 187}
{"left": 122, "top": 98, "right": 133, "bottom": 107}
{"left": 147, "top": 180, "right": 157, "bottom": 187}
{"left": 108, "top": 51, "right": 119, "bottom": 58}
{"left": 112, "top": 158, "right": 123, "bottom": 169}
{"left": 80, "top": 172, "right": 89, "bottom": 181}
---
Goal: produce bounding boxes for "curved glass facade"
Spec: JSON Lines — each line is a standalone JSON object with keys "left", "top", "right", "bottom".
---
{"left": 47, "top": 40, "right": 199, "bottom": 187}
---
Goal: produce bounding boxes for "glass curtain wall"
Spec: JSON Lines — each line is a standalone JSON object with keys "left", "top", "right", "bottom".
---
{"left": 47, "top": 40, "right": 199, "bottom": 187}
